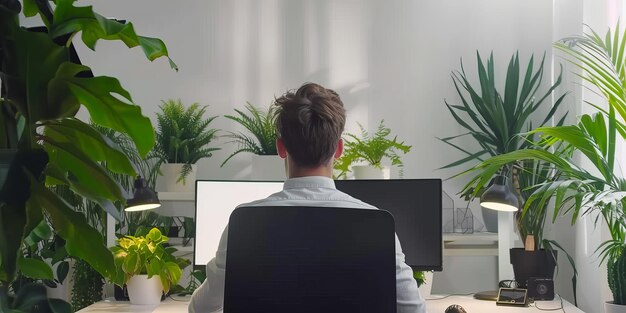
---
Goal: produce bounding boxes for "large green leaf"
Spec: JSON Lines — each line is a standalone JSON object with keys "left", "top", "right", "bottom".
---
{"left": 31, "top": 184, "right": 115, "bottom": 279}
{"left": 44, "top": 118, "right": 136, "bottom": 176}
{"left": 51, "top": 0, "right": 177, "bottom": 70}
{"left": 17, "top": 258, "right": 54, "bottom": 280}
{"left": 50, "top": 62, "right": 155, "bottom": 157}
{"left": 45, "top": 137, "right": 124, "bottom": 202}
{"left": 9, "top": 24, "right": 72, "bottom": 122}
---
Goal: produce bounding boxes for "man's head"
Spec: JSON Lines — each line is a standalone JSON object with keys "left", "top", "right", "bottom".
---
{"left": 274, "top": 83, "right": 346, "bottom": 176}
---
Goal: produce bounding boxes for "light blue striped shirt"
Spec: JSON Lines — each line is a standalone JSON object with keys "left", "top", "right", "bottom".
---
{"left": 189, "top": 176, "right": 427, "bottom": 313}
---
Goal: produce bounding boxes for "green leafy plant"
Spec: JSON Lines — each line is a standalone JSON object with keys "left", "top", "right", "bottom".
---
{"left": 459, "top": 26, "right": 626, "bottom": 305}
{"left": 0, "top": 1, "right": 175, "bottom": 311}
{"left": 110, "top": 228, "right": 188, "bottom": 294}
{"left": 154, "top": 99, "right": 220, "bottom": 183}
{"left": 221, "top": 102, "right": 278, "bottom": 166}
{"left": 413, "top": 270, "right": 426, "bottom": 287}
{"left": 335, "top": 120, "right": 411, "bottom": 178}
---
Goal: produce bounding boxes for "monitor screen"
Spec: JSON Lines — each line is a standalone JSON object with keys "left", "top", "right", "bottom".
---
{"left": 194, "top": 181, "right": 283, "bottom": 266}
{"left": 195, "top": 179, "right": 442, "bottom": 271}
{"left": 335, "top": 179, "right": 442, "bottom": 271}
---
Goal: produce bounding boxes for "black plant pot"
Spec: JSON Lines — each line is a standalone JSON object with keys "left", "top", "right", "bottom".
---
{"left": 509, "top": 248, "right": 557, "bottom": 288}
{"left": 114, "top": 284, "right": 129, "bottom": 301}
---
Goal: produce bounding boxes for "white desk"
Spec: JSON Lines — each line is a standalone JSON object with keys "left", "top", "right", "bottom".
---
{"left": 426, "top": 295, "right": 584, "bottom": 313}
{"left": 79, "top": 295, "right": 584, "bottom": 313}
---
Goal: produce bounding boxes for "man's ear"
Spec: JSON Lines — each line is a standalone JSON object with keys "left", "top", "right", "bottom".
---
{"left": 334, "top": 139, "right": 343, "bottom": 159}
{"left": 276, "top": 138, "right": 288, "bottom": 159}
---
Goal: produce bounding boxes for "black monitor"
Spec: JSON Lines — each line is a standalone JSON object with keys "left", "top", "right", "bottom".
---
{"left": 335, "top": 179, "right": 442, "bottom": 271}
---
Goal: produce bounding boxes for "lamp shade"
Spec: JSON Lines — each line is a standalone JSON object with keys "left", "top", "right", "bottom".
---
{"left": 126, "top": 176, "right": 161, "bottom": 212}
{"left": 480, "top": 176, "right": 519, "bottom": 212}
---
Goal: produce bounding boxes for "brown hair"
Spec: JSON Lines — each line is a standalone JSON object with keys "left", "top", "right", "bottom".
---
{"left": 274, "top": 83, "right": 346, "bottom": 167}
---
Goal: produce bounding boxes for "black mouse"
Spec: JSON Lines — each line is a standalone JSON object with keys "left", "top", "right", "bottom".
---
{"left": 445, "top": 304, "right": 467, "bottom": 313}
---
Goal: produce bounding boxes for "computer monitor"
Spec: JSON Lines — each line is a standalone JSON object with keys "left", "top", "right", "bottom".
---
{"left": 195, "top": 179, "right": 442, "bottom": 271}
{"left": 194, "top": 181, "right": 283, "bottom": 266}
{"left": 335, "top": 179, "right": 442, "bottom": 271}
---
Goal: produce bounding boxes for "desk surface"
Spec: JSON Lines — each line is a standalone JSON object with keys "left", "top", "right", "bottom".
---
{"left": 79, "top": 295, "right": 584, "bottom": 313}
{"left": 425, "top": 295, "right": 584, "bottom": 313}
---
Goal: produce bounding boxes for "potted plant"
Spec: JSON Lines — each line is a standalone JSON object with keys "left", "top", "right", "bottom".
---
{"left": 443, "top": 51, "right": 579, "bottom": 296}
{"left": 222, "top": 102, "right": 283, "bottom": 180}
{"left": 464, "top": 25, "right": 626, "bottom": 312}
{"left": 335, "top": 120, "right": 411, "bottom": 179}
{"left": 0, "top": 1, "right": 175, "bottom": 311}
{"left": 153, "top": 99, "right": 220, "bottom": 192}
{"left": 110, "top": 228, "right": 187, "bottom": 305}
{"left": 440, "top": 51, "right": 567, "bottom": 233}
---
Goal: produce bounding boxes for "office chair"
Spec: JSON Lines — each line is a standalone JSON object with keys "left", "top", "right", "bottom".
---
{"left": 224, "top": 206, "right": 397, "bottom": 313}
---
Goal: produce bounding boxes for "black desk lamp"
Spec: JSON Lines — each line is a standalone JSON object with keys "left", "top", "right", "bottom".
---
{"left": 125, "top": 176, "right": 160, "bottom": 211}
{"left": 480, "top": 175, "right": 519, "bottom": 212}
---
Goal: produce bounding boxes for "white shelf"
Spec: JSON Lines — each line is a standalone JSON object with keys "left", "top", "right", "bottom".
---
{"left": 443, "top": 232, "right": 498, "bottom": 242}
{"left": 157, "top": 192, "right": 194, "bottom": 201}
{"left": 443, "top": 232, "right": 498, "bottom": 256}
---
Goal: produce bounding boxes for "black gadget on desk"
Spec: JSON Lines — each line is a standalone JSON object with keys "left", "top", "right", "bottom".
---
{"left": 445, "top": 304, "right": 467, "bottom": 313}
{"left": 527, "top": 277, "right": 555, "bottom": 300}
{"left": 496, "top": 287, "right": 528, "bottom": 306}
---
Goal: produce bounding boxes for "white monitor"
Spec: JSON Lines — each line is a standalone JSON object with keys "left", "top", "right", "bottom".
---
{"left": 194, "top": 180, "right": 283, "bottom": 266}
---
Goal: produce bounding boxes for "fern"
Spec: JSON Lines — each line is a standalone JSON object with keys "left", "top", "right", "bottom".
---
{"left": 221, "top": 102, "right": 278, "bottom": 166}
{"left": 154, "top": 99, "right": 220, "bottom": 183}
{"left": 335, "top": 120, "right": 411, "bottom": 178}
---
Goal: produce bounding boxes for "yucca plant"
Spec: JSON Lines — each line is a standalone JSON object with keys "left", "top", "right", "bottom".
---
{"left": 334, "top": 120, "right": 411, "bottom": 179}
{"left": 154, "top": 99, "right": 220, "bottom": 183}
{"left": 221, "top": 102, "right": 278, "bottom": 166}
{"left": 440, "top": 51, "right": 568, "bottom": 248}
{"left": 461, "top": 24, "right": 626, "bottom": 305}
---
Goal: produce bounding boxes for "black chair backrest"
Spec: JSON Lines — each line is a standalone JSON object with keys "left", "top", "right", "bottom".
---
{"left": 224, "top": 206, "right": 397, "bottom": 313}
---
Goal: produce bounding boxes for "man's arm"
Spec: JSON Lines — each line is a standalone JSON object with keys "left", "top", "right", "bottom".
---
{"left": 395, "top": 235, "right": 428, "bottom": 313}
{"left": 188, "top": 226, "right": 229, "bottom": 313}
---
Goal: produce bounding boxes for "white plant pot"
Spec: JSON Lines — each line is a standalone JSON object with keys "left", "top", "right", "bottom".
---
{"left": 352, "top": 165, "right": 390, "bottom": 179}
{"left": 156, "top": 163, "right": 197, "bottom": 193}
{"left": 126, "top": 275, "right": 163, "bottom": 305}
{"left": 418, "top": 271, "right": 434, "bottom": 300}
{"left": 251, "top": 155, "right": 286, "bottom": 181}
{"left": 605, "top": 301, "right": 626, "bottom": 313}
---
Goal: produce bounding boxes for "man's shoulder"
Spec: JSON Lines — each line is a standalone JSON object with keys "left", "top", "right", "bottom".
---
{"left": 236, "top": 188, "right": 379, "bottom": 210}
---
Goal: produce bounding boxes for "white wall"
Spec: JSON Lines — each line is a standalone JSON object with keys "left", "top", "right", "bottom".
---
{"left": 25, "top": 0, "right": 608, "bottom": 305}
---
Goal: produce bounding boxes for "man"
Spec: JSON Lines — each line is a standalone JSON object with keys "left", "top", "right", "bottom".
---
{"left": 189, "top": 83, "right": 427, "bottom": 313}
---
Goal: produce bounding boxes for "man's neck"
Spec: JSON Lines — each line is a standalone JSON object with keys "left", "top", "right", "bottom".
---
{"left": 286, "top": 159, "right": 333, "bottom": 179}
